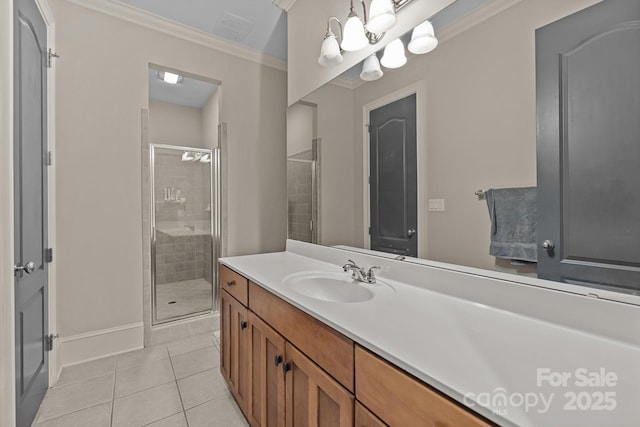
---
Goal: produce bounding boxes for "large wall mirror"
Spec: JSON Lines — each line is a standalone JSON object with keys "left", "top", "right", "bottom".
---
{"left": 286, "top": 0, "right": 640, "bottom": 297}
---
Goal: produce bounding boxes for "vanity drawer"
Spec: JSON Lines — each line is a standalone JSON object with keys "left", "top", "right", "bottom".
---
{"left": 249, "top": 281, "right": 354, "bottom": 392}
{"left": 219, "top": 264, "right": 249, "bottom": 306}
{"left": 355, "top": 346, "right": 491, "bottom": 427}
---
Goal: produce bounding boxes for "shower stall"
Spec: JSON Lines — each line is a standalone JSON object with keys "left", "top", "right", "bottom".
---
{"left": 150, "top": 144, "right": 220, "bottom": 324}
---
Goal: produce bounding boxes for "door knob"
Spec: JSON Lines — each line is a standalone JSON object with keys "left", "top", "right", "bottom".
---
{"left": 407, "top": 228, "right": 416, "bottom": 238}
{"left": 542, "top": 240, "right": 555, "bottom": 250}
{"left": 14, "top": 261, "right": 35, "bottom": 275}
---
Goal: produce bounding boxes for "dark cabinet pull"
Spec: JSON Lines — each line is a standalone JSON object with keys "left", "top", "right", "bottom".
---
{"left": 240, "top": 320, "right": 248, "bottom": 330}
{"left": 274, "top": 355, "right": 282, "bottom": 366}
{"left": 226, "top": 280, "right": 236, "bottom": 287}
{"left": 282, "top": 362, "right": 291, "bottom": 374}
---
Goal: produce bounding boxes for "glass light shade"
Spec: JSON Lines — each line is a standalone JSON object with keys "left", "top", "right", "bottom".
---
{"left": 360, "top": 54, "right": 384, "bottom": 81}
{"left": 366, "top": 0, "right": 396, "bottom": 34}
{"left": 380, "top": 39, "right": 407, "bottom": 69}
{"left": 341, "top": 15, "right": 369, "bottom": 51}
{"left": 318, "top": 34, "right": 343, "bottom": 66}
{"left": 408, "top": 20, "right": 439, "bottom": 54}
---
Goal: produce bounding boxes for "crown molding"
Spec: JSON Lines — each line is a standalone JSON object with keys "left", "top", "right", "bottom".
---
{"left": 62, "top": 0, "right": 287, "bottom": 72}
{"left": 330, "top": 75, "right": 364, "bottom": 90}
{"left": 437, "top": 0, "right": 524, "bottom": 44}
{"left": 273, "top": 0, "right": 297, "bottom": 12}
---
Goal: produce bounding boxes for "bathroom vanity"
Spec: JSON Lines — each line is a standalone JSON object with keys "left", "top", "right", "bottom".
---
{"left": 219, "top": 240, "right": 640, "bottom": 427}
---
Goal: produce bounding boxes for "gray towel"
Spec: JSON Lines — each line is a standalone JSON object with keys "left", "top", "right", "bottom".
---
{"left": 485, "top": 187, "right": 537, "bottom": 263}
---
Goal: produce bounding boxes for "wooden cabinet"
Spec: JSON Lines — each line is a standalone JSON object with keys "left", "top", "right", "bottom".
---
{"left": 220, "top": 264, "right": 249, "bottom": 305}
{"left": 220, "top": 289, "right": 250, "bottom": 415}
{"left": 355, "top": 345, "right": 491, "bottom": 427}
{"left": 247, "top": 311, "right": 286, "bottom": 427}
{"left": 219, "top": 264, "right": 489, "bottom": 427}
{"left": 249, "top": 281, "right": 354, "bottom": 392}
{"left": 284, "top": 343, "right": 354, "bottom": 427}
{"left": 355, "top": 402, "right": 387, "bottom": 427}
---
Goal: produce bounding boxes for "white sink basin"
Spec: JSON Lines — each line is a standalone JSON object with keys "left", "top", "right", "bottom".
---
{"left": 283, "top": 271, "right": 393, "bottom": 303}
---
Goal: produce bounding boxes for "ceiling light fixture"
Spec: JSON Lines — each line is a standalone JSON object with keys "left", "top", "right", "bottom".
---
{"left": 157, "top": 70, "right": 184, "bottom": 85}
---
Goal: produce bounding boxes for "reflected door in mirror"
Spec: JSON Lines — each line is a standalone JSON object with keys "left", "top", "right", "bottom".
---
{"left": 369, "top": 94, "right": 418, "bottom": 257}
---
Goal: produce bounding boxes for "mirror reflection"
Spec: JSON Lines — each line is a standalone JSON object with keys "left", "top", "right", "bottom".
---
{"left": 286, "top": 0, "right": 640, "bottom": 295}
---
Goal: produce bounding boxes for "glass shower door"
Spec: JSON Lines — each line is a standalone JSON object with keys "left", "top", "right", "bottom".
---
{"left": 151, "top": 144, "right": 216, "bottom": 324}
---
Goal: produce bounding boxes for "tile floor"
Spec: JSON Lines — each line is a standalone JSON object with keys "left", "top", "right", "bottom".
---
{"left": 33, "top": 333, "right": 248, "bottom": 427}
{"left": 155, "top": 279, "right": 213, "bottom": 320}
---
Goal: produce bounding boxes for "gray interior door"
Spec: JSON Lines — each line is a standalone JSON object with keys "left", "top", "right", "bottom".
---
{"left": 536, "top": 0, "right": 640, "bottom": 294}
{"left": 14, "top": 0, "right": 49, "bottom": 425}
{"left": 369, "top": 94, "right": 417, "bottom": 257}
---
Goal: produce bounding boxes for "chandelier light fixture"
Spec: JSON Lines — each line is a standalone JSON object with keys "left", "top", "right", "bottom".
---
{"left": 318, "top": 2, "right": 439, "bottom": 82}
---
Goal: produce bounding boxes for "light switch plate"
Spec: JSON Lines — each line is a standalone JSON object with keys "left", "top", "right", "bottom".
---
{"left": 428, "top": 199, "right": 445, "bottom": 212}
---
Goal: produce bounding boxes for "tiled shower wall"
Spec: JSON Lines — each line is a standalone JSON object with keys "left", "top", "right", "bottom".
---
{"left": 287, "top": 150, "right": 314, "bottom": 243}
{"left": 154, "top": 150, "right": 212, "bottom": 285}
{"left": 154, "top": 151, "right": 211, "bottom": 223}
{"left": 154, "top": 232, "right": 211, "bottom": 284}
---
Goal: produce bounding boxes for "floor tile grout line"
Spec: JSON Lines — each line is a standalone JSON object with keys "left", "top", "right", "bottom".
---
{"left": 33, "top": 401, "right": 110, "bottom": 426}
{"left": 35, "top": 373, "right": 115, "bottom": 424}
{"left": 168, "top": 350, "right": 189, "bottom": 427}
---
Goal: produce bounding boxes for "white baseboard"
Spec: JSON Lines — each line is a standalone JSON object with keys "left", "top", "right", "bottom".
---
{"left": 56, "top": 322, "right": 143, "bottom": 378}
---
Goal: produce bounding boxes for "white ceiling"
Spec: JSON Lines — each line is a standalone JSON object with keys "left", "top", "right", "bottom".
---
{"left": 122, "top": 0, "right": 491, "bottom": 66}
{"left": 120, "top": 0, "right": 288, "bottom": 60}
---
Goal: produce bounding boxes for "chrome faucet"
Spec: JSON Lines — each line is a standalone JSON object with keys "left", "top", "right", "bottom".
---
{"left": 342, "top": 259, "right": 380, "bottom": 284}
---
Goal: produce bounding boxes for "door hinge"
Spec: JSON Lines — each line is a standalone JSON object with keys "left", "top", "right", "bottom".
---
{"left": 46, "top": 333, "right": 59, "bottom": 352}
{"left": 368, "top": 227, "right": 372, "bottom": 235}
{"left": 47, "top": 48, "right": 59, "bottom": 68}
{"left": 366, "top": 123, "right": 370, "bottom": 133}
{"left": 46, "top": 151, "right": 53, "bottom": 166}
{"left": 45, "top": 248, "right": 53, "bottom": 263}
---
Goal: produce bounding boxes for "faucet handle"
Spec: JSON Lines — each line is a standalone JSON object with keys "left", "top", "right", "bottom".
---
{"left": 366, "top": 266, "right": 381, "bottom": 283}
{"left": 343, "top": 259, "right": 358, "bottom": 271}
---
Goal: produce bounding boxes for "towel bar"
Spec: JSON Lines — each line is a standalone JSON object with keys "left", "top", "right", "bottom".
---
{"left": 475, "top": 190, "right": 486, "bottom": 199}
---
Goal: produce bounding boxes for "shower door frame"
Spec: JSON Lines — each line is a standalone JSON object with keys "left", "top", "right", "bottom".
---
{"left": 150, "top": 143, "right": 221, "bottom": 325}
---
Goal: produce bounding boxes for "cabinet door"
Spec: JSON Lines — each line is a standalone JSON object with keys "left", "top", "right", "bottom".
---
{"left": 248, "top": 312, "right": 286, "bottom": 427}
{"left": 355, "top": 346, "right": 489, "bottom": 427}
{"left": 220, "top": 290, "right": 250, "bottom": 414}
{"left": 285, "top": 343, "right": 354, "bottom": 427}
{"left": 355, "top": 402, "right": 387, "bottom": 427}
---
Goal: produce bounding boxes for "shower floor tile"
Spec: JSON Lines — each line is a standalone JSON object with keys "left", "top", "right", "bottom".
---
{"left": 155, "top": 278, "right": 213, "bottom": 320}
{"left": 34, "top": 333, "right": 248, "bottom": 427}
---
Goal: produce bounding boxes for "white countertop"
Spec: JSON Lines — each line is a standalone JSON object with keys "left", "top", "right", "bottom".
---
{"left": 220, "top": 240, "right": 640, "bottom": 427}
